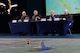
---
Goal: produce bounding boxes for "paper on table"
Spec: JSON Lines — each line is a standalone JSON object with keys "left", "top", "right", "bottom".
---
{"left": 41, "top": 18, "right": 46, "bottom": 21}
{"left": 63, "top": 18, "right": 66, "bottom": 20}
{"left": 23, "top": 20, "right": 29, "bottom": 22}
{"left": 12, "top": 20, "right": 17, "bottom": 23}
{"left": 54, "top": 18, "right": 60, "bottom": 21}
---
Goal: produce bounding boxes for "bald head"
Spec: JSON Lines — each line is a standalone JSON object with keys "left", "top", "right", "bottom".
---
{"left": 50, "top": 10, "right": 54, "bottom": 16}
{"left": 64, "top": 9, "right": 69, "bottom": 15}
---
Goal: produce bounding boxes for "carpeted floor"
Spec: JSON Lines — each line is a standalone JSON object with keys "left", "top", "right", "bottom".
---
{"left": 0, "top": 34, "right": 80, "bottom": 38}
{"left": 0, "top": 34, "right": 80, "bottom": 53}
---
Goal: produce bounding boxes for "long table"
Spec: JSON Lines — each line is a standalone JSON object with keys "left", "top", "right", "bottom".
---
{"left": 8, "top": 22, "right": 31, "bottom": 34}
{"left": 8, "top": 21, "right": 65, "bottom": 35}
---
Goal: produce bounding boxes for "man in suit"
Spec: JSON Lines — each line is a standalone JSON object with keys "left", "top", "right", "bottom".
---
{"left": 63, "top": 9, "right": 73, "bottom": 36}
{"left": 47, "top": 10, "right": 59, "bottom": 21}
{"left": 18, "top": 11, "right": 29, "bottom": 22}
{"left": 30, "top": 10, "right": 41, "bottom": 35}
{"left": 47, "top": 10, "right": 60, "bottom": 36}
{"left": 31, "top": 10, "right": 41, "bottom": 22}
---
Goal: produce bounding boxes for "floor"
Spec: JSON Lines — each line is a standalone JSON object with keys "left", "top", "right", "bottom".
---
{"left": 0, "top": 34, "right": 80, "bottom": 53}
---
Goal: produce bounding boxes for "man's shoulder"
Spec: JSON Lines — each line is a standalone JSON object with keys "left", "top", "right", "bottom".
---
{"left": 54, "top": 15, "right": 59, "bottom": 17}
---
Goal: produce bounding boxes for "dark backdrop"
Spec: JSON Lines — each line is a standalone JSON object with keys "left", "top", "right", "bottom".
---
{"left": 26, "top": 0, "right": 46, "bottom": 16}
{"left": 0, "top": 0, "right": 80, "bottom": 33}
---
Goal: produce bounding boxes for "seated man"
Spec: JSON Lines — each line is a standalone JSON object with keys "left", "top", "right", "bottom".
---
{"left": 46, "top": 10, "right": 59, "bottom": 36}
{"left": 47, "top": 10, "right": 59, "bottom": 21}
{"left": 31, "top": 10, "right": 41, "bottom": 22}
{"left": 63, "top": 9, "right": 73, "bottom": 35}
{"left": 18, "top": 11, "right": 29, "bottom": 22}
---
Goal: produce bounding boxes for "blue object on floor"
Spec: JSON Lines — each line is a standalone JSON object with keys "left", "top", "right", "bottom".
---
{"left": 37, "top": 41, "right": 52, "bottom": 51}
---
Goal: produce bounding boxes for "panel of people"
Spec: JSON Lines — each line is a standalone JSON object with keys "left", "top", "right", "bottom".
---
{"left": 17, "top": 10, "right": 73, "bottom": 22}
{"left": 18, "top": 10, "right": 41, "bottom": 22}
{"left": 13, "top": 9, "right": 73, "bottom": 35}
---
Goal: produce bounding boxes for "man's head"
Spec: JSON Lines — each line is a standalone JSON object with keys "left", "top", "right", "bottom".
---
{"left": 50, "top": 10, "right": 54, "bottom": 16}
{"left": 22, "top": 11, "right": 27, "bottom": 16}
{"left": 64, "top": 9, "right": 69, "bottom": 15}
{"left": 33, "top": 10, "right": 38, "bottom": 15}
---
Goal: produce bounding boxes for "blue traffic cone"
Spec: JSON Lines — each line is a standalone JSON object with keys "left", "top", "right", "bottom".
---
{"left": 38, "top": 40, "right": 52, "bottom": 51}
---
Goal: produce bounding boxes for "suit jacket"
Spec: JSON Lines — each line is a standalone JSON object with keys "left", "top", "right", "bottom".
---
{"left": 47, "top": 15, "right": 59, "bottom": 21}
{"left": 20, "top": 16, "right": 29, "bottom": 20}
{"left": 31, "top": 14, "right": 41, "bottom": 22}
{"left": 64, "top": 14, "right": 73, "bottom": 21}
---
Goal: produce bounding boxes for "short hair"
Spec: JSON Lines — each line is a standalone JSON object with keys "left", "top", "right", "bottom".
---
{"left": 22, "top": 11, "right": 26, "bottom": 14}
{"left": 34, "top": 10, "right": 38, "bottom": 12}
{"left": 64, "top": 9, "right": 68, "bottom": 12}
{"left": 51, "top": 10, "right": 54, "bottom": 13}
